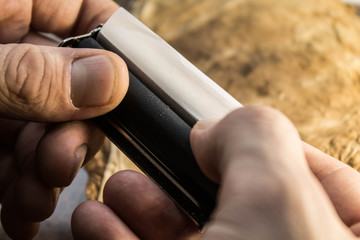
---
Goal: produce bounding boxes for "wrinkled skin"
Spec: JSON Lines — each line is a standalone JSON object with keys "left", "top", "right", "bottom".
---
{"left": 0, "top": 0, "right": 129, "bottom": 239}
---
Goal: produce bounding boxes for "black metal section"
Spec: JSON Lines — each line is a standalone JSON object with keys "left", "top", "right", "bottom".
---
{"left": 71, "top": 37, "right": 218, "bottom": 227}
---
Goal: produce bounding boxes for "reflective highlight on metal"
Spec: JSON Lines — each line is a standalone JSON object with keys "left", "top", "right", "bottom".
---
{"left": 97, "top": 8, "right": 242, "bottom": 125}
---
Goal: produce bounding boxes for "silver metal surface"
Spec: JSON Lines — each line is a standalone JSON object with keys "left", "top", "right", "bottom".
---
{"left": 97, "top": 8, "right": 242, "bottom": 122}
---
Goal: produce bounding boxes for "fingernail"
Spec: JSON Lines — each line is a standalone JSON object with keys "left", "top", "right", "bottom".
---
{"left": 74, "top": 144, "right": 88, "bottom": 173}
{"left": 71, "top": 55, "right": 118, "bottom": 108}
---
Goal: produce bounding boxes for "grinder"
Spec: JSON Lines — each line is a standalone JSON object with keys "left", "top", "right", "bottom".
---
{"left": 60, "top": 7, "right": 242, "bottom": 228}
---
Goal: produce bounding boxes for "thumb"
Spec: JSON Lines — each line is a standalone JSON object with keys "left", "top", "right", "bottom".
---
{"left": 190, "top": 119, "right": 220, "bottom": 182}
{"left": 0, "top": 43, "right": 128, "bottom": 122}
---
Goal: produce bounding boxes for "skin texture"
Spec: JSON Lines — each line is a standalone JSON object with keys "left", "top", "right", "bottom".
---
{"left": 0, "top": 0, "right": 128, "bottom": 239}
{"left": 72, "top": 106, "right": 360, "bottom": 240}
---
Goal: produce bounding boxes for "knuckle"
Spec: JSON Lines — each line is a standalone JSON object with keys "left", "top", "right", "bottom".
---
{"left": 243, "top": 105, "right": 286, "bottom": 124}
{"left": 2, "top": 44, "right": 56, "bottom": 112}
{"left": 231, "top": 105, "right": 296, "bottom": 133}
{"left": 212, "top": 106, "right": 299, "bottom": 160}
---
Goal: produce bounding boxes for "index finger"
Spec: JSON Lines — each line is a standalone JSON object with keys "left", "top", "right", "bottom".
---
{"left": 304, "top": 142, "right": 360, "bottom": 235}
{"left": 31, "top": 0, "right": 120, "bottom": 37}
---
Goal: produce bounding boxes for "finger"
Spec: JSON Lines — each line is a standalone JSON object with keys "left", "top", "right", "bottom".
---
{"left": 72, "top": 200, "right": 139, "bottom": 240}
{"left": 304, "top": 143, "right": 360, "bottom": 232}
{"left": 192, "top": 109, "right": 360, "bottom": 233}
{"left": 12, "top": 122, "right": 60, "bottom": 221}
{"left": 0, "top": 0, "right": 32, "bottom": 43}
{"left": 31, "top": 0, "right": 120, "bottom": 37}
{"left": 190, "top": 119, "right": 221, "bottom": 182}
{"left": 1, "top": 182, "right": 40, "bottom": 240}
{"left": 0, "top": 0, "right": 119, "bottom": 43}
{"left": 0, "top": 44, "right": 128, "bottom": 122}
{"left": 191, "top": 106, "right": 307, "bottom": 183}
{"left": 15, "top": 168, "right": 60, "bottom": 222}
{"left": 103, "top": 171, "right": 199, "bottom": 240}
{"left": 37, "top": 121, "right": 104, "bottom": 187}
{"left": 191, "top": 106, "right": 352, "bottom": 239}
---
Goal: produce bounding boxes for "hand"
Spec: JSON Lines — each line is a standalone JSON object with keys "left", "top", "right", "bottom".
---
{"left": 0, "top": 0, "right": 128, "bottom": 239}
{"left": 72, "top": 106, "right": 360, "bottom": 240}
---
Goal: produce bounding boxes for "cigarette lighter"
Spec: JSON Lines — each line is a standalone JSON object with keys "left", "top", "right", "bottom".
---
{"left": 60, "top": 7, "right": 242, "bottom": 227}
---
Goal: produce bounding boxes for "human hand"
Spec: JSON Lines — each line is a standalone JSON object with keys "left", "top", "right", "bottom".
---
{"left": 72, "top": 106, "right": 360, "bottom": 240}
{"left": 0, "top": 0, "right": 128, "bottom": 239}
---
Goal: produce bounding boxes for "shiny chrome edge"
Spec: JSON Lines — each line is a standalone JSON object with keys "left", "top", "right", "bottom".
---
{"left": 97, "top": 8, "right": 242, "bottom": 121}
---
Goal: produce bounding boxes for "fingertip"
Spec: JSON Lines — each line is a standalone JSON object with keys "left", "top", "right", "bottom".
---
{"left": 303, "top": 142, "right": 347, "bottom": 180}
{"left": 71, "top": 200, "right": 137, "bottom": 240}
{"left": 37, "top": 127, "right": 85, "bottom": 187}
{"left": 103, "top": 170, "right": 145, "bottom": 202}
{"left": 103, "top": 171, "right": 198, "bottom": 240}
{"left": 106, "top": 51, "right": 129, "bottom": 106}
{"left": 37, "top": 121, "right": 103, "bottom": 188}
{"left": 190, "top": 121, "right": 220, "bottom": 183}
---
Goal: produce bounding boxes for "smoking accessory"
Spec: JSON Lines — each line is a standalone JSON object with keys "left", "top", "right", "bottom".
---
{"left": 60, "top": 7, "right": 242, "bottom": 227}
